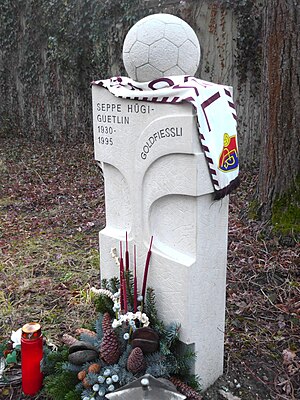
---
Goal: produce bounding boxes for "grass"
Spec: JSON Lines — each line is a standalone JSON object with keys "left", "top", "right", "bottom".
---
{"left": 0, "top": 138, "right": 299, "bottom": 399}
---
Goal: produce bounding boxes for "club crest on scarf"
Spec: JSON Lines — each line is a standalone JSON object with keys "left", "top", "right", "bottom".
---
{"left": 218, "top": 133, "right": 239, "bottom": 172}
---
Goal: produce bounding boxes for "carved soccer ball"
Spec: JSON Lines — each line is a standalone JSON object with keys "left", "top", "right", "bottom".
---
{"left": 122, "top": 13, "right": 201, "bottom": 82}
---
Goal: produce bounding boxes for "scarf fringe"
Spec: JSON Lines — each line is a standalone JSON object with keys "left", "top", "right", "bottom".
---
{"left": 213, "top": 176, "right": 240, "bottom": 200}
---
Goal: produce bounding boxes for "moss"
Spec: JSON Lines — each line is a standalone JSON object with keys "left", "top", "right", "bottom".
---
{"left": 248, "top": 199, "right": 261, "bottom": 220}
{"left": 272, "top": 177, "right": 300, "bottom": 236}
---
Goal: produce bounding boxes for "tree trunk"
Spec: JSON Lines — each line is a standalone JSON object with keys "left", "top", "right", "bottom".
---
{"left": 258, "top": 0, "right": 300, "bottom": 218}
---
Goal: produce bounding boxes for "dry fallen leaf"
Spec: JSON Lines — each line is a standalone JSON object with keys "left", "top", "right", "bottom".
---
{"left": 219, "top": 389, "right": 241, "bottom": 400}
{"left": 282, "top": 348, "right": 297, "bottom": 365}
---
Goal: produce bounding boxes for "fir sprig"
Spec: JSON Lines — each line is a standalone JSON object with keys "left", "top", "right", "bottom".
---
{"left": 95, "top": 313, "right": 104, "bottom": 339}
{"left": 107, "top": 276, "right": 120, "bottom": 294}
{"left": 93, "top": 293, "right": 114, "bottom": 316}
{"left": 124, "top": 270, "right": 134, "bottom": 308}
{"left": 144, "top": 287, "right": 165, "bottom": 334}
{"left": 43, "top": 370, "right": 80, "bottom": 400}
{"left": 42, "top": 346, "right": 69, "bottom": 376}
{"left": 174, "top": 348, "right": 197, "bottom": 376}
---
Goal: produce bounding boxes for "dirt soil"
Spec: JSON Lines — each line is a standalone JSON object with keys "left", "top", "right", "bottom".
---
{"left": 0, "top": 138, "right": 299, "bottom": 400}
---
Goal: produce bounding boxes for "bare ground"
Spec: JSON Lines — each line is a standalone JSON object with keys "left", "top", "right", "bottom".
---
{"left": 0, "top": 138, "right": 299, "bottom": 400}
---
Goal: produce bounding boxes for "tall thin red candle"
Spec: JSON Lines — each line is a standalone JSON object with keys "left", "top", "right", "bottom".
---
{"left": 133, "top": 244, "right": 137, "bottom": 312}
{"left": 122, "top": 278, "right": 128, "bottom": 313}
{"left": 125, "top": 231, "right": 129, "bottom": 271}
{"left": 141, "top": 236, "right": 153, "bottom": 301}
{"left": 119, "top": 241, "right": 124, "bottom": 310}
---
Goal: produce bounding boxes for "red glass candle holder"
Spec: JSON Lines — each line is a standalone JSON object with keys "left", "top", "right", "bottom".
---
{"left": 21, "top": 322, "right": 43, "bottom": 395}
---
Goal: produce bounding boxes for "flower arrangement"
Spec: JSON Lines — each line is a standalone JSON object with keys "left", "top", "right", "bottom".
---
{"left": 42, "top": 240, "right": 203, "bottom": 400}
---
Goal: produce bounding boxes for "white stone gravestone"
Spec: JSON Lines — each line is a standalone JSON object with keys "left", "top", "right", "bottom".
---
{"left": 92, "top": 13, "right": 231, "bottom": 391}
{"left": 92, "top": 87, "right": 229, "bottom": 389}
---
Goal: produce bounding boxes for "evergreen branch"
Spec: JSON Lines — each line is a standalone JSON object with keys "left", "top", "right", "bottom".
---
{"left": 61, "top": 361, "right": 83, "bottom": 373}
{"left": 85, "top": 372, "right": 99, "bottom": 385}
{"left": 144, "top": 287, "right": 165, "bottom": 333}
{"left": 107, "top": 276, "right": 120, "bottom": 294}
{"left": 95, "top": 314, "right": 104, "bottom": 339}
{"left": 93, "top": 294, "right": 114, "bottom": 316}
{"left": 125, "top": 270, "right": 134, "bottom": 309}
{"left": 178, "top": 348, "right": 197, "bottom": 374}
{"left": 185, "top": 374, "right": 202, "bottom": 392}
{"left": 43, "top": 370, "right": 79, "bottom": 400}
{"left": 101, "top": 278, "right": 108, "bottom": 289}
{"left": 163, "top": 322, "right": 181, "bottom": 348}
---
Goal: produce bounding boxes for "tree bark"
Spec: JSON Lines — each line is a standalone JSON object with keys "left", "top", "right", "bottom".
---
{"left": 258, "top": 0, "right": 300, "bottom": 217}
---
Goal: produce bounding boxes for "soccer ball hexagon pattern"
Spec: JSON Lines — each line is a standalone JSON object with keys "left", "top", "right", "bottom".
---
{"left": 122, "top": 13, "right": 201, "bottom": 82}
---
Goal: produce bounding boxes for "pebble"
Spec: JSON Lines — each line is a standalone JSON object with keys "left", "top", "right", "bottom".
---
{"left": 68, "top": 350, "right": 98, "bottom": 365}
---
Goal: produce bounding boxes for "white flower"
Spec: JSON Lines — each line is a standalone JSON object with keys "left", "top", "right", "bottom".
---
{"left": 123, "top": 333, "right": 130, "bottom": 340}
{"left": 92, "top": 384, "right": 100, "bottom": 391}
{"left": 112, "top": 319, "right": 121, "bottom": 329}
{"left": 141, "top": 313, "right": 149, "bottom": 324}
{"left": 137, "top": 295, "right": 143, "bottom": 302}
{"left": 11, "top": 328, "right": 22, "bottom": 348}
{"left": 126, "top": 312, "right": 134, "bottom": 320}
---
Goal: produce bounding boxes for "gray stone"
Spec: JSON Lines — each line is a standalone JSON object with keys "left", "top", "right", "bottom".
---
{"left": 69, "top": 340, "right": 98, "bottom": 354}
{"left": 68, "top": 350, "right": 98, "bottom": 366}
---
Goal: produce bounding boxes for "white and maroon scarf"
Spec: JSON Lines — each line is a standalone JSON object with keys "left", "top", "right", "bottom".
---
{"left": 92, "top": 75, "right": 239, "bottom": 199}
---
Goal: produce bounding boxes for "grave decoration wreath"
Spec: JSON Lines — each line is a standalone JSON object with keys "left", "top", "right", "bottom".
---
{"left": 42, "top": 240, "right": 203, "bottom": 400}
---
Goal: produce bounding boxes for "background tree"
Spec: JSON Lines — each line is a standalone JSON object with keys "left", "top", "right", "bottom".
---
{"left": 257, "top": 0, "right": 299, "bottom": 230}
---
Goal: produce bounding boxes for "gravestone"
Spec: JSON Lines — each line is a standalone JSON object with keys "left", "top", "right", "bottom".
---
{"left": 92, "top": 13, "right": 233, "bottom": 390}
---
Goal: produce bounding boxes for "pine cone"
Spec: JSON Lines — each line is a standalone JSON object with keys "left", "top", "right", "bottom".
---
{"left": 77, "top": 370, "right": 86, "bottom": 381}
{"left": 102, "top": 312, "right": 113, "bottom": 334}
{"left": 100, "top": 330, "right": 121, "bottom": 364}
{"left": 88, "top": 363, "right": 101, "bottom": 374}
{"left": 82, "top": 377, "right": 91, "bottom": 389}
{"left": 75, "top": 328, "right": 97, "bottom": 338}
{"left": 127, "top": 347, "right": 146, "bottom": 374}
{"left": 169, "top": 376, "right": 203, "bottom": 400}
{"left": 61, "top": 333, "right": 77, "bottom": 346}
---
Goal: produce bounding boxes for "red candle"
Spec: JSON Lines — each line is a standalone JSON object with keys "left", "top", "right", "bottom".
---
{"left": 133, "top": 244, "right": 137, "bottom": 312}
{"left": 125, "top": 231, "right": 129, "bottom": 271}
{"left": 21, "top": 322, "right": 43, "bottom": 396}
{"left": 122, "top": 278, "right": 128, "bottom": 313}
{"left": 119, "top": 241, "right": 124, "bottom": 310}
{"left": 141, "top": 236, "right": 153, "bottom": 301}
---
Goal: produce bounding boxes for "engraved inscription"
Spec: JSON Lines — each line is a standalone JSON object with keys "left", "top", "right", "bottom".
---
{"left": 95, "top": 100, "right": 182, "bottom": 152}
{"left": 141, "top": 127, "right": 183, "bottom": 159}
